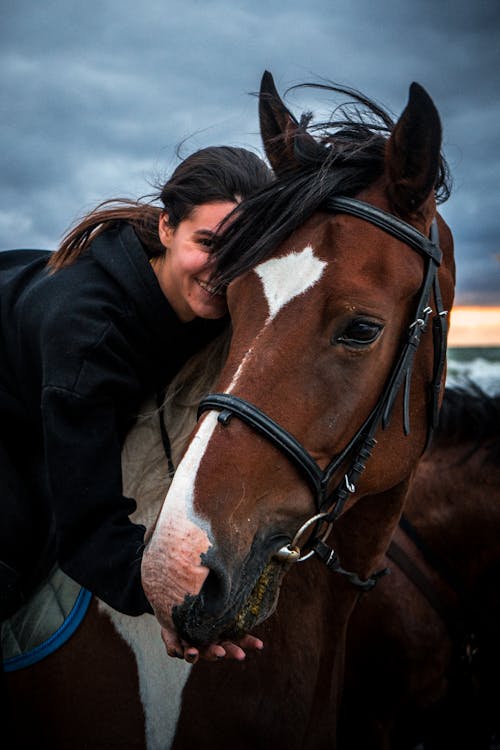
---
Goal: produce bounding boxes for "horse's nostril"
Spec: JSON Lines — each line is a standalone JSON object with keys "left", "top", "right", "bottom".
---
{"left": 199, "top": 567, "right": 229, "bottom": 615}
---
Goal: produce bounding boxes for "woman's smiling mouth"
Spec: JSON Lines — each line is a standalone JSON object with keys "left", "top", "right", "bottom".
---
{"left": 196, "top": 278, "right": 225, "bottom": 298}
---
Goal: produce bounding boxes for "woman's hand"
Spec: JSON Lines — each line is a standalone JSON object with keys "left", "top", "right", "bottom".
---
{"left": 160, "top": 627, "right": 264, "bottom": 663}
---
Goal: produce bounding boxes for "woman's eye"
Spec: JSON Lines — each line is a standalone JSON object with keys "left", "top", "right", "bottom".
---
{"left": 198, "top": 237, "right": 214, "bottom": 250}
{"left": 335, "top": 320, "right": 383, "bottom": 347}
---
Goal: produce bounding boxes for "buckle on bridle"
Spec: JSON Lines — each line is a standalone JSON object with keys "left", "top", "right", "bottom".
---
{"left": 409, "top": 305, "right": 433, "bottom": 332}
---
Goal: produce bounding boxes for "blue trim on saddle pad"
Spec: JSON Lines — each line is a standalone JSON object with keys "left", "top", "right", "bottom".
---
{"left": 2, "top": 587, "right": 92, "bottom": 673}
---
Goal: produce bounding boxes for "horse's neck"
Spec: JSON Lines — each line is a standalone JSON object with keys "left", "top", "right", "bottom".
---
{"left": 405, "top": 443, "right": 500, "bottom": 584}
{"left": 121, "top": 331, "right": 230, "bottom": 532}
{"left": 331, "top": 481, "right": 411, "bottom": 579}
{"left": 121, "top": 397, "right": 173, "bottom": 530}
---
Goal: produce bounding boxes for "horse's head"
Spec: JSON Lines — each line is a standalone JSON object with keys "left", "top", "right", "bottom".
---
{"left": 142, "top": 72, "right": 455, "bottom": 647}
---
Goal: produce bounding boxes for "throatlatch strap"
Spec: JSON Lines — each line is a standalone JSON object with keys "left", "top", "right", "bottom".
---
{"left": 430, "top": 280, "right": 448, "bottom": 432}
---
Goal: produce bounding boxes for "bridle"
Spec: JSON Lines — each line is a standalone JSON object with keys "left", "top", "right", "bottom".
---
{"left": 197, "top": 196, "right": 449, "bottom": 590}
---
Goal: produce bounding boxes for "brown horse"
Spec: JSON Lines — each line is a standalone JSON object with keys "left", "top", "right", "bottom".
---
{"left": 7, "top": 387, "right": 498, "bottom": 749}
{"left": 340, "top": 384, "right": 500, "bottom": 750}
{"left": 4, "top": 71, "right": 455, "bottom": 748}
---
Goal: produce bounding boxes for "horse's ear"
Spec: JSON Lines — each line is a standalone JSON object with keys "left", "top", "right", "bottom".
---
{"left": 385, "top": 82, "right": 442, "bottom": 217}
{"left": 259, "top": 71, "right": 309, "bottom": 174}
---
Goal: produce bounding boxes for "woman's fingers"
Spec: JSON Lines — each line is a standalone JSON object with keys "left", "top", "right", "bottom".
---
{"left": 160, "top": 626, "right": 185, "bottom": 658}
{"left": 219, "top": 642, "right": 246, "bottom": 660}
{"left": 236, "top": 634, "right": 264, "bottom": 652}
{"left": 161, "top": 630, "right": 264, "bottom": 663}
{"left": 191, "top": 636, "right": 264, "bottom": 662}
{"left": 198, "top": 643, "right": 228, "bottom": 661}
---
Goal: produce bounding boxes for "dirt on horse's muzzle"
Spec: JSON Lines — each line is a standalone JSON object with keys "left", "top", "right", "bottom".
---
{"left": 172, "top": 555, "right": 286, "bottom": 646}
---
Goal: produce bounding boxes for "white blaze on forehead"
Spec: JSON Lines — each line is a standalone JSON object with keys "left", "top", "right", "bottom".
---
{"left": 255, "top": 245, "right": 327, "bottom": 321}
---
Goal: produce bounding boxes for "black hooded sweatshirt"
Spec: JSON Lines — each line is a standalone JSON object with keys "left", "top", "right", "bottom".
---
{"left": 0, "top": 223, "right": 225, "bottom": 615}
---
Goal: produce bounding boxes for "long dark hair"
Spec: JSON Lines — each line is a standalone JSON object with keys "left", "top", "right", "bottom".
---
{"left": 211, "top": 82, "right": 452, "bottom": 289}
{"left": 48, "top": 146, "right": 273, "bottom": 270}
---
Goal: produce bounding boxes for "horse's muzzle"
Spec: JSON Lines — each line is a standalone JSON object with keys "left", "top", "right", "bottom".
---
{"left": 172, "top": 536, "right": 289, "bottom": 646}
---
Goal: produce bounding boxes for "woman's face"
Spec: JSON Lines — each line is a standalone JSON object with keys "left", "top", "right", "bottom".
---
{"left": 154, "top": 201, "right": 237, "bottom": 321}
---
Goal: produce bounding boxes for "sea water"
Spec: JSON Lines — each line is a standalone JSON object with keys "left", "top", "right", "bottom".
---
{"left": 447, "top": 347, "right": 500, "bottom": 394}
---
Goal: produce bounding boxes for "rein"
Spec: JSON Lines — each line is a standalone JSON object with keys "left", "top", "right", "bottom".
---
{"left": 197, "top": 196, "right": 448, "bottom": 590}
{"left": 156, "top": 389, "right": 175, "bottom": 478}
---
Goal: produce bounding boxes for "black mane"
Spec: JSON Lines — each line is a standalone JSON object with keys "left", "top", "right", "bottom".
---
{"left": 434, "top": 383, "right": 500, "bottom": 464}
{"left": 212, "top": 82, "right": 451, "bottom": 289}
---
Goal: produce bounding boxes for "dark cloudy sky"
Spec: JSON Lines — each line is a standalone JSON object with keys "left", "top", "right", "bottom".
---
{"left": 1, "top": 0, "right": 499, "bottom": 304}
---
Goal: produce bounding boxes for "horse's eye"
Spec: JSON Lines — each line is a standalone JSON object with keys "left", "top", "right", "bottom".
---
{"left": 335, "top": 319, "right": 383, "bottom": 347}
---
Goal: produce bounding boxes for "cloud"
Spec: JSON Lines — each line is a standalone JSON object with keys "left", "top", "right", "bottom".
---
{"left": 1, "top": 0, "right": 498, "bottom": 304}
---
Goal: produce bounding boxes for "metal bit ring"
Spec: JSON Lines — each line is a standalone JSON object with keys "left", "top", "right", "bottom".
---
{"left": 274, "top": 512, "right": 332, "bottom": 564}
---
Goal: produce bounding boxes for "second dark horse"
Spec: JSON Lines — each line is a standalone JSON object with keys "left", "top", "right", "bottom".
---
{"left": 341, "top": 384, "right": 500, "bottom": 750}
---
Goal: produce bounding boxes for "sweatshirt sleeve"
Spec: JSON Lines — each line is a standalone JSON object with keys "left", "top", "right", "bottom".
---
{"left": 41, "top": 384, "right": 153, "bottom": 616}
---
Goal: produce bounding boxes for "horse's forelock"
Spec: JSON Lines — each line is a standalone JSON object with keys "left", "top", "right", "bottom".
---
{"left": 212, "top": 154, "right": 385, "bottom": 292}
{"left": 213, "top": 82, "right": 450, "bottom": 292}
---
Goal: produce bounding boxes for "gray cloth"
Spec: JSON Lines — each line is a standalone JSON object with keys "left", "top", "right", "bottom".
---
{"left": 1, "top": 567, "right": 81, "bottom": 660}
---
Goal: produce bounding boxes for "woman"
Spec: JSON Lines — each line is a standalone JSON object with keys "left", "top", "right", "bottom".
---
{"left": 0, "top": 146, "right": 272, "bottom": 662}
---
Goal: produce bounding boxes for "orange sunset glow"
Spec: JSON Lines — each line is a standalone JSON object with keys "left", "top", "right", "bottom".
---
{"left": 448, "top": 306, "right": 500, "bottom": 347}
